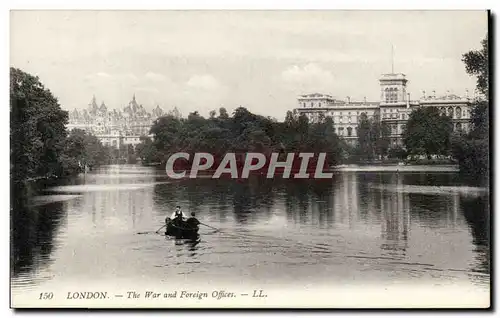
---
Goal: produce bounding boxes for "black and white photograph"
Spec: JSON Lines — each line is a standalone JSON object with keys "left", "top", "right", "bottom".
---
{"left": 9, "top": 9, "right": 490, "bottom": 308}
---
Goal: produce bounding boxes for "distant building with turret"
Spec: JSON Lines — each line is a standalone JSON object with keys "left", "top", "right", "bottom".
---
{"left": 295, "top": 71, "right": 477, "bottom": 147}
{"left": 67, "top": 94, "right": 164, "bottom": 148}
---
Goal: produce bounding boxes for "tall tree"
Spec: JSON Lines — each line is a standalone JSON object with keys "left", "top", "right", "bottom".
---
{"left": 355, "top": 111, "right": 390, "bottom": 160}
{"left": 462, "top": 36, "right": 488, "bottom": 97}
{"left": 451, "top": 35, "right": 489, "bottom": 184}
{"left": 10, "top": 67, "right": 69, "bottom": 182}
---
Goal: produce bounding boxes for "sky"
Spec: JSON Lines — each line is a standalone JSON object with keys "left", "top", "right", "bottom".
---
{"left": 10, "top": 10, "right": 488, "bottom": 120}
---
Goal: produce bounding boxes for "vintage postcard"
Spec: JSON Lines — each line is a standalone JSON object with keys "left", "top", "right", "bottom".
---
{"left": 9, "top": 10, "right": 490, "bottom": 309}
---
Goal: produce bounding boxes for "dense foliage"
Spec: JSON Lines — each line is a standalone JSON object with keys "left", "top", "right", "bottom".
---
{"left": 140, "top": 107, "right": 344, "bottom": 170}
{"left": 10, "top": 68, "right": 124, "bottom": 185}
{"left": 10, "top": 67, "right": 69, "bottom": 182}
{"left": 451, "top": 35, "right": 489, "bottom": 185}
{"left": 402, "top": 107, "right": 453, "bottom": 159}
{"left": 355, "top": 111, "right": 390, "bottom": 161}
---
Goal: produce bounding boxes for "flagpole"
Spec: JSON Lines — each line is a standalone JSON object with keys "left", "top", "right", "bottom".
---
{"left": 391, "top": 44, "right": 394, "bottom": 73}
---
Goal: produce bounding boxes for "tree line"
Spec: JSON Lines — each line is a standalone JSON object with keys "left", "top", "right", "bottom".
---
{"left": 136, "top": 107, "right": 345, "bottom": 171}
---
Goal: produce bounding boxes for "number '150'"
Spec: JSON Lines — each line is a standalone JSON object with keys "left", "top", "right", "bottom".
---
{"left": 39, "top": 292, "right": 53, "bottom": 300}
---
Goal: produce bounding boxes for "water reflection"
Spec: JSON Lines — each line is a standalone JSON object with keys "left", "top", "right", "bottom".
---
{"left": 11, "top": 166, "right": 490, "bottom": 292}
{"left": 11, "top": 184, "right": 67, "bottom": 286}
{"left": 460, "top": 195, "right": 490, "bottom": 283}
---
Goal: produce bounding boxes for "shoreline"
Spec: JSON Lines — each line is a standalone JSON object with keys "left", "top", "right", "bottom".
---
{"left": 331, "top": 164, "right": 459, "bottom": 172}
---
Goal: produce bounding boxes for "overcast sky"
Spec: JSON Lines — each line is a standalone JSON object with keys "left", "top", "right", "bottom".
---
{"left": 10, "top": 10, "right": 487, "bottom": 120}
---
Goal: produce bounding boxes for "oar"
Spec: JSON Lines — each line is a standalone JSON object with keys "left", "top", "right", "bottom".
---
{"left": 155, "top": 224, "right": 167, "bottom": 233}
{"left": 200, "top": 222, "right": 220, "bottom": 232}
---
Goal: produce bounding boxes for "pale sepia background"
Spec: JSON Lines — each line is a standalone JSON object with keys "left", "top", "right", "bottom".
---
{"left": 5, "top": 0, "right": 496, "bottom": 314}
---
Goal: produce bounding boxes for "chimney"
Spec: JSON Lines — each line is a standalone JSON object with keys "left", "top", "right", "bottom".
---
{"left": 364, "top": 96, "right": 367, "bottom": 104}
{"left": 465, "top": 89, "right": 469, "bottom": 98}
{"left": 346, "top": 96, "right": 350, "bottom": 104}
{"left": 407, "top": 93, "right": 410, "bottom": 109}
{"left": 422, "top": 90, "right": 426, "bottom": 98}
{"left": 432, "top": 90, "right": 436, "bottom": 98}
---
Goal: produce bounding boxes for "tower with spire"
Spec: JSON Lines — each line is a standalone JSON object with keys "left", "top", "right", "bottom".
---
{"left": 379, "top": 45, "right": 408, "bottom": 104}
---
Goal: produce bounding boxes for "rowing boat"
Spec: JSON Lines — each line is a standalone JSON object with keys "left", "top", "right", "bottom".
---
{"left": 165, "top": 218, "right": 199, "bottom": 239}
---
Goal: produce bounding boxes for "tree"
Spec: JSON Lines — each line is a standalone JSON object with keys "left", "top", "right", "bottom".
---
{"left": 10, "top": 67, "right": 69, "bottom": 182}
{"left": 462, "top": 36, "right": 488, "bottom": 97}
{"left": 135, "top": 136, "right": 160, "bottom": 164}
{"left": 402, "top": 107, "right": 453, "bottom": 159}
{"left": 355, "top": 111, "right": 390, "bottom": 160}
{"left": 387, "top": 145, "right": 408, "bottom": 161}
{"left": 451, "top": 35, "right": 489, "bottom": 184}
{"left": 61, "top": 129, "right": 110, "bottom": 174}
{"left": 371, "top": 111, "right": 391, "bottom": 159}
{"left": 218, "top": 107, "right": 229, "bottom": 120}
{"left": 149, "top": 115, "right": 183, "bottom": 162}
{"left": 356, "top": 112, "right": 373, "bottom": 160}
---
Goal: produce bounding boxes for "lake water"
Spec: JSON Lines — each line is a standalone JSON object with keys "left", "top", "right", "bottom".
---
{"left": 10, "top": 165, "right": 490, "bottom": 308}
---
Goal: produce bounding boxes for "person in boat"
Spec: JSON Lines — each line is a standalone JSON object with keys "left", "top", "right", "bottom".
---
{"left": 186, "top": 212, "right": 200, "bottom": 230}
{"left": 169, "top": 206, "right": 188, "bottom": 220}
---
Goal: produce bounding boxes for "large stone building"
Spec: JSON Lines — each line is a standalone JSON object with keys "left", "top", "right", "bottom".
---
{"left": 68, "top": 94, "right": 165, "bottom": 148}
{"left": 295, "top": 72, "right": 475, "bottom": 147}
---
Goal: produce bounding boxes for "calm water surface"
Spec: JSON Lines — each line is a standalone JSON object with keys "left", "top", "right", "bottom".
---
{"left": 11, "top": 165, "right": 490, "bottom": 299}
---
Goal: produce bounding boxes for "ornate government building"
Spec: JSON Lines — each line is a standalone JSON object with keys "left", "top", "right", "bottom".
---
{"left": 295, "top": 72, "right": 475, "bottom": 147}
{"left": 67, "top": 94, "right": 165, "bottom": 148}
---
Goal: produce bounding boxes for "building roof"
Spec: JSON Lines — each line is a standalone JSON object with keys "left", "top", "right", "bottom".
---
{"left": 379, "top": 73, "right": 407, "bottom": 81}
{"left": 299, "top": 93, "right": 334, "bottom": 98}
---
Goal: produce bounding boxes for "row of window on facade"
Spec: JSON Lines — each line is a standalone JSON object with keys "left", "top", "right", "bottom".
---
{"left": 438, "top": 106, "right": 468, "bottom": 119}
{"left": 334, "top": 122, "right": 465, "bottom": 138}
{"left": 302, "top": 102, "right": 324, "bottom": 108}
{"left": 382, "top": 106, "right": 468, "bottom": 119}
{"left": 384, "top": 88, "right": 400, "bottom": 103}
{"left": 308, "top": 106, "right": 468, "bottom": 122}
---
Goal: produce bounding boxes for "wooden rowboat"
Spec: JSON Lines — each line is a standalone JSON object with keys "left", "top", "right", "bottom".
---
{"left": 165, "top": 218, "right": 199, "bottom": 239}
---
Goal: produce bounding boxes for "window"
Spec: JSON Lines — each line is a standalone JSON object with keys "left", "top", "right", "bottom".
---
{"left": 347, "top": 127, "right": 353, "bottom": 137}
{"left": 338, "top": 127, "right": 344, "bottom": 136}
{"left": 348, "top": 112, "right": 351, "bottom": 115}
{"left": 303, "top": 102, "right": 306, "bottom": 107}
{"left": 319, "top": 103, "right": 321, "bottom": 107}
{"left": 402, "top": 114, "right": 405, "bottom": 120}
{"left": 447, "top": 107, "right": 454, "bottom": 117}
{"left": 456, "top": 107, "right": 462, "bottom": 119}
{"left": 385, "top": 87, "right": 399, "bottom": 103}
{"left": 311, "top": 102, "right": 314, "bottom": 107}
